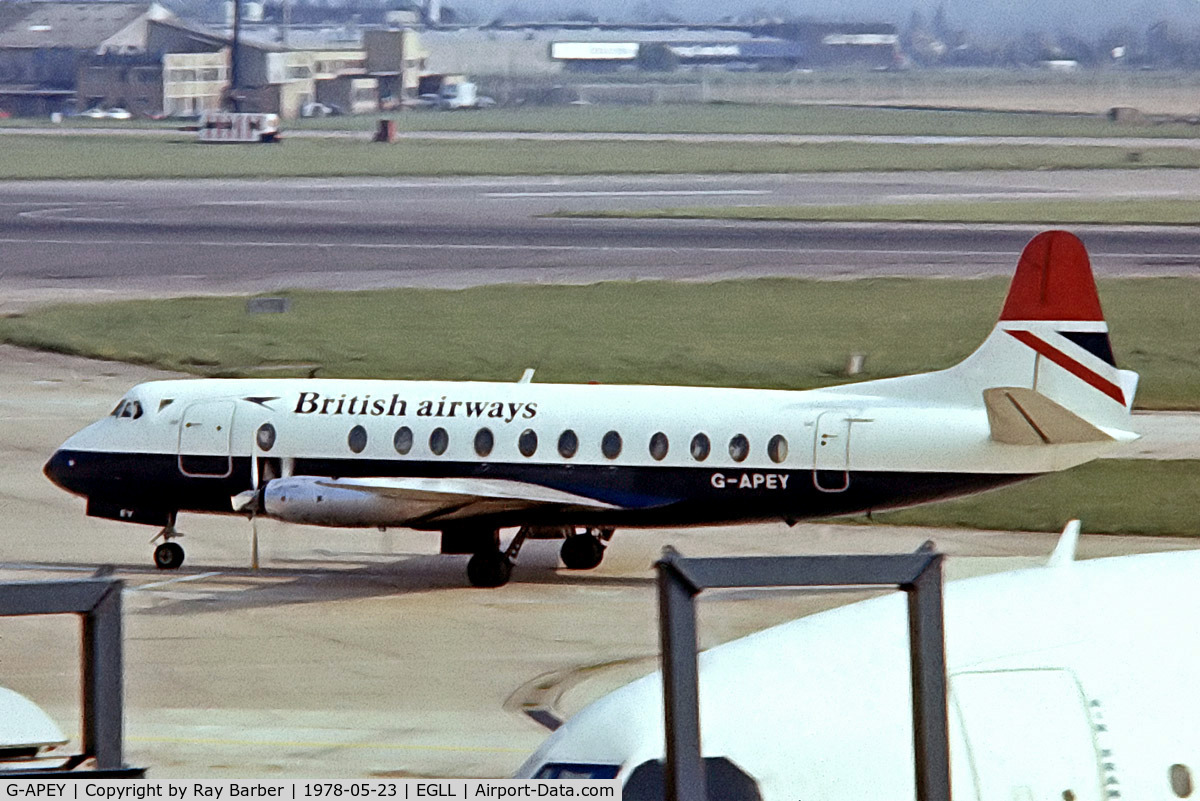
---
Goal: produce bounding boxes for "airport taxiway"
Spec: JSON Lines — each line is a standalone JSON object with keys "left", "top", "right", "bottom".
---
{"left": 1, "top": 344, "right": 1197, "bottom": 778}
{"left": 3, "top": 171, "right": 1200, "bottom": 311}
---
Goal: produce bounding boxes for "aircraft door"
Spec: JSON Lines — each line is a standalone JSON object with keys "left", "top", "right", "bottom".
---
{"left": 812, "top": 412, "right": 850, "bottom": 492}
{"left": 178, "top": 401, "right": 235, "bottom": 478}
{"left": 952, "top": 669, "right": 1104, "bottom": 801}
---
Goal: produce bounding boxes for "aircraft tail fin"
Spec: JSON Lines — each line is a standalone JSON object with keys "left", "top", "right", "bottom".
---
{"left": 863, "top": 231, "right": 1138, "bottom": 435}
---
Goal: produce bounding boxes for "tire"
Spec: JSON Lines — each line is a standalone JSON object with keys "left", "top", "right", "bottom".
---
{"left": 466, "top": 552, "right": 512, "bottom": 588}
{"left": 154, "top": 541, "right": 185, "bottom": 570}
{"left": 560, "top": 535, "right": 604, "bottom": 570}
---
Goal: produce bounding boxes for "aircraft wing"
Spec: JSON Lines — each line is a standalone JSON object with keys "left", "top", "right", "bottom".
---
{"left": 319, "top": 476, "right": 619, "bottom": 523}
{"left": 244, "top": 475, "right": 623, "bottom": 528}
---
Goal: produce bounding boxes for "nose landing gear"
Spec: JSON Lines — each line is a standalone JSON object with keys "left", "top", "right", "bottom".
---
{"left": 150, "top": 514, "right": 185, "bottom": 570}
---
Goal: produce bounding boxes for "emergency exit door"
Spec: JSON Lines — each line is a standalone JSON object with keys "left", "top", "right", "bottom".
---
{"left": 952, "top": 669, "right": 1104, "bottom": 801}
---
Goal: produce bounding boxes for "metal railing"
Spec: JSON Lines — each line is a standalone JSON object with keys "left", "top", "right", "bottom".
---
{"left": 0, "top": 576, "right": 142, "bottom": 777}
{"left": 655, "top": 544, "right": 950, "bottom": 801}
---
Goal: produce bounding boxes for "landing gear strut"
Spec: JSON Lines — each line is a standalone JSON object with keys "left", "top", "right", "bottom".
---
{"left": 151, "top": 514, "right": 185, "bottom": 570}
{"left": 560, "top": 527, "right": 612, "bottom": 571}
{"left": 463, "top": 526, "right": 536, "bottom": 588}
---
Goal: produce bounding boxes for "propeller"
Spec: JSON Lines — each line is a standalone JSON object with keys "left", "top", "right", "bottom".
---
{"left": 249, "top": 439, "right": 260, "bottom": 571}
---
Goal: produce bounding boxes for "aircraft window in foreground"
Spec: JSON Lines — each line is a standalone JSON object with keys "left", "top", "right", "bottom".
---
{"left": 518, "top": 429, "right": 538, "bottom": 457}
{"left": 430, "top": 427, "right": 449, "bottom": 456}
{"left": 256, "top": 423, "right": 276, "bottom": 452}
{"left": 767, "top": 434, "right": 788, "bottom": 463}
{"left": 729, "top": 434, "right": 750, "bottom": 462}
{"left": 393, "top": 426, "right": 413, "bottom": 455}
{"left": 474, "top": 428, "right": 494, "bottom": 457}
{"left": 348, "top": 425, "right": 368, "bottom": 454}
{"left": 691, "top": 433, "right": 711, "bottom": 461}
{"left": 558, "top": 429, "right": 578, "bottom": 458}
{"left": 1171, "top": 764, "right": 1194, "bottom": 798}
{"left": 533, "top": 764, "right": 620, "bottom": 781}
{"left": 602, "top": 430, "right": 622, "bottom": 459}
{"left": 649, "top": 432, "right": 669, "bottom": 461}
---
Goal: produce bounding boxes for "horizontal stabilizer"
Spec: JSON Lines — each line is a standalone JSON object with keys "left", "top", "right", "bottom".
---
{"left": 983, "top": 387, "right": 1114, "bottom": 446}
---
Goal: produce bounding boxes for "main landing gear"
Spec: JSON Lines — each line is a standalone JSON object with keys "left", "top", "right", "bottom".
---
{"left": 560, "top": 527, "right": 612, "bottom": 571}
{"left": 454, "top": 526, "right": 615, "bottom": 588}
{"left": 151, "top": 513, "right": 185, "bottom": 570}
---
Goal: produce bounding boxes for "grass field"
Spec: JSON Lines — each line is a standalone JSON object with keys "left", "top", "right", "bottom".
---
{"left": 280, "top": 103, "right": 1200, "bottom": 138}
{"left": 868, "top": 460, "right": 1200, "bottom": 537}
{"left": 553, "top": 199, "right": 1200, "bottom": 226}
{"left": 0, "top": 134, "right": 1197, "bottom": 179}
{"left": 2, "top": 278, "right": 1197, "bottom": 409}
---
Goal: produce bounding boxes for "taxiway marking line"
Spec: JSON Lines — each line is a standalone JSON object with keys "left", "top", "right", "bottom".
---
{"left": 485, "top": 189, "right": 771, "bottom": 198}
{"left": 0, "top": 236, "right": 1021, "bottom": 256}
{"left": 135, "top": 571, "right": 224, "bottom": 590}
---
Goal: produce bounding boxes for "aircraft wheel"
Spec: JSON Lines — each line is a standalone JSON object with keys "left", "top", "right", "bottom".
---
{"left": 467, "top": 551, "right": 512, "bottom": 588}
{"left": 560, "top": 534, "right": 605, "bottom": 570}
{"left": 153, "top": 541, "right": 185, "bottom": 570}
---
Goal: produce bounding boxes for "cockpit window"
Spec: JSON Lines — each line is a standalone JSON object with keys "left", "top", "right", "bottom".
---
{"left": 110, "top": 401, "right": 123, "bottom": 417}
{"left": 533, "top": 764, "right": 620, "bottom": 781}
{"left": 115, "top": 400, "right": 143, "bottom": 419}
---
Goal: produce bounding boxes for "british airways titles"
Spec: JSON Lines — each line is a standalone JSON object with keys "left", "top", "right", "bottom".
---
{"left": 294, "top": 392, "right": 537, "bottom": 424}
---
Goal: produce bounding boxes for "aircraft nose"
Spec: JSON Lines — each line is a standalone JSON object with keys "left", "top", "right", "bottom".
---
{"left": 43, "top": 450, "right": 80, "bottom": 494}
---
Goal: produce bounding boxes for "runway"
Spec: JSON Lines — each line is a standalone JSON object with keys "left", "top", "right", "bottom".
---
{"left": 2, "top": 170, "right": 1200, "bottom": 310}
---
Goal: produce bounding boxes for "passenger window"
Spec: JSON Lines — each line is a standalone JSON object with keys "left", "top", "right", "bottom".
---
{"left": 394, "top": 426, "right": 413, "bottom": 455}
{"left": 558, "top": 429, "right": 578, "bottom": 458}
{"left": 729, "top": 434, "right": 749, "bottom": 462}
{"left": 474, "top": 428, "right": 494, "bottom": 457}
{"left": 533, "top": 764, "right": 620, "bottom": 780}
{"left": 1171, "top": 764, "right": 1194, "bottom": 798}
{"left": 347, "top": 425, "right": 367, "bottom": 454}
{"left": 690, "top": 433, "right": 710, "bottom": 461}
{"left": 429, "top": 427, "right": 449, "bottom": 456}
{"left": 768, "top": 434, "right": 788, "bottom": 463}
{"left": 256, "top": 423, "right": 276, "bottom": 452}
{"left": 602, "top": 430, "right": 622, "bottom": 459}
{"left": 649, "top": 432, "right": 669, "bottom": 461}
{"left": 518, "top": 429, "right": 538, "bottom": 457}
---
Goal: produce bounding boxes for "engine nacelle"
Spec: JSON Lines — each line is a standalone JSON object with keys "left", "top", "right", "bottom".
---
{"left": 261, "top": 476, "right": 441, "bottom": 527}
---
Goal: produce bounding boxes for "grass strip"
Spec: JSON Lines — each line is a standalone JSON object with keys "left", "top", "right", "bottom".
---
{"left": 0, "top": 135, "right": 1197, "bottom": 179}
{"left": 10, "top": 103, "right": 1200, "bottom": 139}
{"left": 2, "top": 278, "right": 1197, "bottom": 409}
{"left": 552, "top": 199, "right": 1200, "bottom": 226}
{"left": 862, "top": 460, "right": 1200, "bottom": 537}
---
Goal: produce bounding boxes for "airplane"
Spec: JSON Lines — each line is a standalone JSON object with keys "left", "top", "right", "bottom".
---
{"left": 516, "top": 524, "right": 1200, "bottom": 801}
{"left": 43, "top": 230, "right": 1139, "bottom": 587}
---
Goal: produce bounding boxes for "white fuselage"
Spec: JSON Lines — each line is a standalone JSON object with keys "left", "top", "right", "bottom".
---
{"left": 518, "top": 550, "right": 1200, "bottom": 801}
{"left": 44, "top": 374, "right": 1124, "bottom": 531}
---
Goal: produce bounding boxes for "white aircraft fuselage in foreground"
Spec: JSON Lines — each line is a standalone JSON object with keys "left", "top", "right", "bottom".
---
{"left": 517, "top": 529, "right": 1200, "bottom": 801}
{"left": 44, "top": 231, "right": 1139, "bottom": 586}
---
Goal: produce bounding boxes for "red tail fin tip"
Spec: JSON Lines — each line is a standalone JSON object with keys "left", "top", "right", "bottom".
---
{"left": 1000, "top": 231, "right": 1104, "bottom": 322}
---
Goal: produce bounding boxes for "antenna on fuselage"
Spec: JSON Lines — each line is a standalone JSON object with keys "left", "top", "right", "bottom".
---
{"left": 518, "top": 368, "right": 535, "bottom": 384}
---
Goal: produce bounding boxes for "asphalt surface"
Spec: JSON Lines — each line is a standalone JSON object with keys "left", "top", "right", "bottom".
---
{"left": 2, "top": 171, "right": 1200, "bottom": 310}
